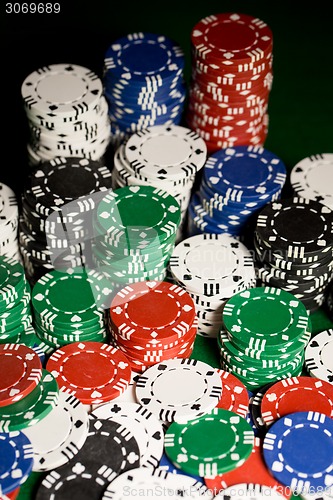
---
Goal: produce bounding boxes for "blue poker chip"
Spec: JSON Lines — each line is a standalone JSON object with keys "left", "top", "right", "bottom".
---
{"left": 187, "top": 200, "right": 241, "bottom": 237}
{"left": 203, "top": 146, "right": 287, "bottom": 200}
{"left": 104, "top": 32, "right": 184, "bottom": 82}
{"left": 158, "top": 453, "right": 204, "bottom": 484}
{"left": 263, "top": 411, "right": 333, "bottom": 494}
{"left": 0, "top": 431, "right": 34, "bottom": 495}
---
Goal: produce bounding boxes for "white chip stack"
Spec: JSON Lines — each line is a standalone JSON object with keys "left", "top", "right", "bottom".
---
{"left": 0, "top": 183, "right": 20, "bottom": 260}
{"left": 21, "top": 64, "right": 111, "bottom": 165}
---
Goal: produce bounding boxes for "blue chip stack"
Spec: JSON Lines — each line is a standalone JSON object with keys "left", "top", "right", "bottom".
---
{"left": 103, "top": 32, "right": 186, "bottom": 146}
{"left": 187, "top": 145, "right": 287, "bottom": 238}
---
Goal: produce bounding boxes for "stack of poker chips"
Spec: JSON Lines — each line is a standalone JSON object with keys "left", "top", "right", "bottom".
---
{"left": 111, "top": 125, "right": 207, "bottom": 238}
{"left": 187, "top": 13, "right": 273, "bottom": 153}
{"left": 290, "top": 153, "right": 333, "bottom": 209}
{"left": 92, "top": 185, "right": 181, "bottom": 289}
{"left": 19, "top": 156, "right": 112, "bottom": 283}
{"left": 31, "top": 269, "right": 112, "bottom": 351}
{"left": 169, "top": 234, "right": 256, "bottom": 338}
{"left": 0, "top": 183, "right": 20, "bottom": 260}
{"left": 187, "top": 146, "right": 286, "bottom": 238}
{"left": 219, "top": 287, "right": 311, "bottom": 391}
{"left": 21, "top": 64, "right": 111, "bottom": 165}
{"left": 254, "top": 197, "right": 333, "bottom": 312}
{"left": 109, "top": 281, "right": 198, "bottom": 373}
{"left": 103, "top": 33, "right": 186, "bottom": 146}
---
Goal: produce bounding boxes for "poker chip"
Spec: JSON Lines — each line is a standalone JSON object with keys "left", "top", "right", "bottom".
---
{"left": 164, "top": 408, "right": 254, "bottom": 477}
{"left": 216, "top": 369, "right": 249, "bottom": 418}
{"left": 188, "top": 13, "right": 273, "bottom": 152}
{"left": 69, "top": 417, "right": 140, "bottom": 480}
{"left": 101, "top": 466, "right": 212, "bottom": 499}
{"left": 0, "top": 369, "right": 59, "bottom": 432}
{"left": 255, "top": 198, "right": 333, "bottom": 311}
{"left": 109, "top": 281, "right": 196, "bottom": 344}
{"left": 169, "top": 233, "right": 256, "bottom": 338}
{"left": 290, "top": 154, "right": 333, "bottom": 209}
{"left": 219, "top": 287, "right": 310, "bottom": 390}
{"left": 0, "top": 344, "right": 42, "bottom": 406}
{"left": 22, "top": 392, "right": 89, "bottom": 471}
{"left": 104, "top": 33, "right": 186, "bottom": 144}
{"left": 91, "top": 401, "right": 164, "bottom": 468}
{"left": 0, "top": 431, "right": 34, "bottom": 495}
{"left": 46, "top": 342, "right": 132, "bottom": 405}
{"left": 187, "top": 146, "right": 286, "bottom": 238}
{"left": 204, "top": 437, "right": 290, "bottom": 497}
{"left": 263, "top": 411, "right": 333, "bottom": 494}
{"left": 305, "top": 329, "right": 333, "bottom": 383}
{"left": 21, "top": 64, "right": 110, "bottom": 164}
{"left": 213, "top": 484, "right": 286, "bottom": 500}
{"left": 260, "top": 376, "right": 333, "bottom": 425}
{"left": 35, "top": 461, "right": 117, "bottom": 500}
{"left": 135, "top": 358, "right": 222, "bottom": 423}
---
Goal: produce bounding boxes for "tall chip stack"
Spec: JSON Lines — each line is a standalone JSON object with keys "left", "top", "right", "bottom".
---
{"left": 111, "top": 125, "right": 207, "bottom": 240}
{"left": 103, "top": 33, "right": 186, "bottom": 146}
{"left": 21, "top": 64, "right": 111, "bottom": 165}
{"left": 254, "top": 198, "right": 333, "bottom": 312}
{"left": 187, "top": 146, "right": 286, "bottom": 238}
{"left": 93, "top": 185, "right": 181, "bottom": 290}
{"left": 187, "top": 13, "right": 273, "bottom": 153}
{"left": 169, "top": 233, "right": 256, "bottom": 338}
{"left": 19, "top": 157, "right": 112, "bottom": 284}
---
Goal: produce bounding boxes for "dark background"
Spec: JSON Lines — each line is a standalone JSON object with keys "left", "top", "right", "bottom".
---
{"left": 2, "top": 1, "right": 333, "bottom": 498}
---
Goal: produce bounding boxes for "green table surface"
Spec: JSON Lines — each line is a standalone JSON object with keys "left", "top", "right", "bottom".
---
{"left": 2, "top": 0, "right": 333, "bottom": 498}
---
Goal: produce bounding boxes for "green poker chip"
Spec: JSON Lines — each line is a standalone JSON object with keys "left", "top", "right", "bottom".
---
{"left": 222, "top": 287, "right": 310, "bottom": 350}
{"left": 0, "top": 369, "right": 59, "bottom": 432}
{"left": 164, "top": 408, "right": 254, "bottom": 478}
{"left": 32, "top": 268, "right": 113, "bottom": 326}
{"left": 95, "top": 186, "right": 181, "bottom": 245}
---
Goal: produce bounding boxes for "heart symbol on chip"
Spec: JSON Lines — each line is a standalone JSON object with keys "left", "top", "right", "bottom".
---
{"left": 129, "top": 186, "right": 140, "bottom": 193}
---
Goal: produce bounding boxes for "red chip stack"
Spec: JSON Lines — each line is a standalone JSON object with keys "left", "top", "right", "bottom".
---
{"left": 187, "top": 13, "right": 273, "bottom": 153}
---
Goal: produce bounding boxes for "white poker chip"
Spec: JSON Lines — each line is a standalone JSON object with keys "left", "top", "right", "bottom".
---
{"left": 23, "top": 391, "right": 89, "bottom": 471}
{"left": 91, "top": 401, "right": 164, "bottom": 468}
{"left": 101, "top": 466, "right": 213, "bottom": 500}
{"left": 291, "top": 154, "right": 333, "bottom": 209}
{"left": 135, "top": 358, "right": 222, "bottom": 423}
{"left": 214, "top": 483, "right": 286, "bottom": 500}
{"left": 0, "top": 184, "right": 18, "bottom": 227}
{"left": 305, "top": 329, "right": 333, "bottom": 384}
{"left": 169, "top": 233, "right": 256, "bottom": 299}
{"left": 125, "top": 125, "right": 207, "bottom": 182}
{"left": 21, "top": 64, "right": 103, "bottom": 119}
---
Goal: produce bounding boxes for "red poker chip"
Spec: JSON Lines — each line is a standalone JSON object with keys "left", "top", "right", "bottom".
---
{"left": 0, "top": 487, "right": 20, "bottom": 500}
{"left": 215, "top": 369, "right": 249, "bottom": 418}
{"left": 191, "top": 13, "right": 273, "bottom": 65}
{"left": 186, "top": 114, "right": 266, "bottom": 137}
{"left": 204, "top": 436, "right": 291, "bottom": 498}
{"left": 46, "top": 341, "right": 132, "bottom": 405}
{"left": 186, "top": 111, "right": 265, "bottom": 132}
{"left": 194, "top": 52, "right": 273, "bottom": 76}
{"left": 193, "top": 72, "right": 270, "bottom": 94}
{"left": 125, "top": 347, "right": 195, "bottom": 373}
{"left": 110, "top": 281, "right": 196, "bottom": 344}
{"left": 260, "top": 376, "right": 333, "bottom": 426}
{"left": 120, "top": 339, "right": 196, "bottom": 364}
{"left": 190, "top": 85, "right": 269, "bottom": 106}
{"left": 0, "top": 344, "right": 42, "bottom": 407}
